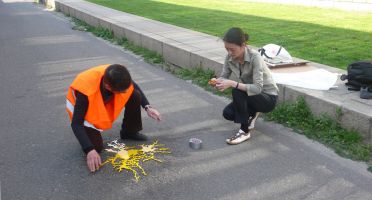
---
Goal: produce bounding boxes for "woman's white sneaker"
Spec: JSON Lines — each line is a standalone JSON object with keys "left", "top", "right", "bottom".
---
{"left": 226, "top": 129, "right": 251, "bottom": 145}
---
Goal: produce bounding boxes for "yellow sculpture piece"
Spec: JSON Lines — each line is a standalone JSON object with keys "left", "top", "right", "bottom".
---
{"left": 101, "top": 140, "right": 171, "bottom": 182}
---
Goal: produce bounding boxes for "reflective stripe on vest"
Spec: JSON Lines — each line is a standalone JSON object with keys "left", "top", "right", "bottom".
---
{"left": 66, "top": 98, "right": 103, "bottom": 132}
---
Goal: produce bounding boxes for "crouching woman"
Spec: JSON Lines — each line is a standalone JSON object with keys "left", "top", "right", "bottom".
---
{"left": 215, "top": 27, "right": 279, "bottom": 145}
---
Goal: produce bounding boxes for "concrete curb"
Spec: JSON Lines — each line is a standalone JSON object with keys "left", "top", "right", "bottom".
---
{"left": 54, "top": 0, "right": 372, "bottom": 145}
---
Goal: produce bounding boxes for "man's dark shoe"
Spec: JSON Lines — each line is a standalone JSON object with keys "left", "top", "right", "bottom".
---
{"left": 121, "top": 133, "right": 148, "bottom": 141}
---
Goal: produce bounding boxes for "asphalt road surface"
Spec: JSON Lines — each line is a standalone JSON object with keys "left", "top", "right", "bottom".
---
{"left": 1, "top": 1, "right": 372, "bottom": 200}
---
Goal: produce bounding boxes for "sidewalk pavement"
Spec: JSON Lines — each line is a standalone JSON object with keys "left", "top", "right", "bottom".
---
{"left": 1, "top": 1, "right": 372, "bottom": 199}
{"left": 54, "top": 0, "right": 372, "bottom": 145}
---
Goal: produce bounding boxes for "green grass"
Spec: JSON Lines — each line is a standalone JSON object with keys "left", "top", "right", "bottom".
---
{"left": 72, "top": 18, "right": 164, "bottom": 64}
{"left": 175, "top": 67, "right": 232, "bottom": 96}
{"left": 87, "top": 0, "right": 372, "bottom": 70}
{"left": 69, "top": 16, "right": 372, "bottom": 172}
{"left": 117, "top": 38, "right": 165, "bottom": 64}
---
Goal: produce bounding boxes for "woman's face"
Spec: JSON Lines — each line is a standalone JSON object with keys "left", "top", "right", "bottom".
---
{"left": 224, "top": 42, "right": 245, "bottom": 60}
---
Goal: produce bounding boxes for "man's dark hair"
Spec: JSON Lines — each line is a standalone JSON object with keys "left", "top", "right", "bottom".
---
{"left": 223, "top": 27, "right": 249, "bottom": 46}
{"left": 103, "top": 64, "right": 132, "bottom": 92}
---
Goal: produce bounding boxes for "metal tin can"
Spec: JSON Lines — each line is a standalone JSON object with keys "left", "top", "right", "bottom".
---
{"left": 189, "top": 138, "right": 202, "bottom": 150}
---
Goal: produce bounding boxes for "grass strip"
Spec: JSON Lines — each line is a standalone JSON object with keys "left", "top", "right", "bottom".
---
{"left": 72, "top": 18, "right": 164, "bottom": 65}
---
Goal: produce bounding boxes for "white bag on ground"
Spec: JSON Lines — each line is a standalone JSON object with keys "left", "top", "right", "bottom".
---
{"left": 258, "top": 44, "right": 293, "bottom": 64}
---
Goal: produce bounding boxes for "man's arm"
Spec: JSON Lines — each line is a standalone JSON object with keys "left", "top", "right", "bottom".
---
{"left": 132, "top": 81, "right": 162, "bottom": 121}
{"left": 132, "top": 81, "right": 150, "bottom": 108}
{"left": 71, "top": 91, "right": 94, "bottom": 154}
{"left": 71, "top": 91, "right": 102, "bottom": 172}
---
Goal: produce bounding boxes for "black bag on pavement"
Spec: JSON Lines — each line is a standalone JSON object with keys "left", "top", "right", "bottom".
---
{"left": 340, "top": 61, "right": 372, "bottom": 91}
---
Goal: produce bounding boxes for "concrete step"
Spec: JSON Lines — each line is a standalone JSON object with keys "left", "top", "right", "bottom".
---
{"left": 54, "top": 0, "right": 372, "bottom": 145}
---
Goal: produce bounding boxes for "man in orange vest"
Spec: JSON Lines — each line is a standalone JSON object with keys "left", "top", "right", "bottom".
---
{"left": 66, "top": 64, "right": 161, "bottom": 172}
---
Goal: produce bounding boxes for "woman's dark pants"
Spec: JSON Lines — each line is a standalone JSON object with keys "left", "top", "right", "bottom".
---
{"left": 223, "top": 88, "right": 277, "bottom": 124}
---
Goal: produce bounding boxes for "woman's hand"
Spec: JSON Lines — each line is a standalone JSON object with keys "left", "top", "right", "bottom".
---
{"left": 146, "top": 106, "right": 162, "bottom": 122}
{"left": 215, "top": 79, "right": 235, "bottom": 92}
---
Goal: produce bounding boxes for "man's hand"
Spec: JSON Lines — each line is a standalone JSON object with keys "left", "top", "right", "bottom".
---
{"left": 87, "top": 149, "right": 101, "bottom": 172}
{"left": 146, "top": 106, "right": 162, "bottom": 122}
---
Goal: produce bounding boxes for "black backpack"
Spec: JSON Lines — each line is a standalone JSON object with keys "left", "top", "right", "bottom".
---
{"left": 340, "top": 61, "right": 372, "bottom": 91}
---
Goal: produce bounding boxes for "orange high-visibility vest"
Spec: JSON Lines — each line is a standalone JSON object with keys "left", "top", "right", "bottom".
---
{"left": 66, "top": 64, "right": 134, "bottom": 131}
